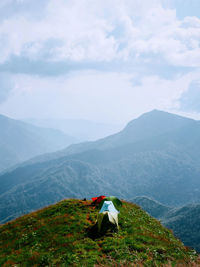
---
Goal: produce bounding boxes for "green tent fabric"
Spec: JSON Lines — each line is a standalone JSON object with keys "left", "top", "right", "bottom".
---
{"left": 97, "top": 212, "right": 119, "bottom": 232}
{"left": 99, "top": 196, "right": 122, "bottom": 210}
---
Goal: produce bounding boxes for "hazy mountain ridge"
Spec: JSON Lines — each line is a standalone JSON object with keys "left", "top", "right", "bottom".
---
{"left": 16, "top": 109, "right": 198, "bottom": 167}
{"left": 131, "top": 196, "right": 172, "bottom": 218}
{"left": 0, "top": 114, "right": 77, "bottom": 172}
{"left": 24, "top": 118, "right": 122, "bottom": 141}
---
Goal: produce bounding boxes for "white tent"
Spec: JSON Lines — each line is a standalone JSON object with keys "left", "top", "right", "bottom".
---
{"left": 99, "top": 201, "right": 119, "bottom": 214}
{"left": 97, "top": 201, "right": 119, "bottom": 232}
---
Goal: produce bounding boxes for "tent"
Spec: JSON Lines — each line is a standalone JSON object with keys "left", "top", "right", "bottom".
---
{"left": 99, "top": 201, "right": 119, "bottom": 213}
{"left": 97, "top": 201, "right": 119, "bottom": 232}
{"left": 99, "top": 196, "right": 122, "bottom": 210}
{"left": 91, "top": 195, "right": 106, "bottom": 205}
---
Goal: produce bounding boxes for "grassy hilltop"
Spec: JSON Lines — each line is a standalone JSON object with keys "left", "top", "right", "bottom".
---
{"left": 0, "top": 199, "right": 198, "bottom": 266}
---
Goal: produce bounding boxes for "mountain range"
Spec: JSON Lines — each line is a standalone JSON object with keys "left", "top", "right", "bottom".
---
{"left": 1, "top": 110, "right": 200, "bottom": 224}
{"left": 0, "top": 114, "right": 77, "bottom": 172}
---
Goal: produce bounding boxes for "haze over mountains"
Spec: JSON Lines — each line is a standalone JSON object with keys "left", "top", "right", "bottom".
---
{"left": 24, "top": 118, "right": 122, "bottom": 141}
{"left": 0, "top": 114, "right": 77, "bottom": 172}
{"left": 1, "top": 110, "right": 200, "bottom": 224}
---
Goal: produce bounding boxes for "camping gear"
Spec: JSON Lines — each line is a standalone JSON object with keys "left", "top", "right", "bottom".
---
{"left": 91, "top": 195, "right": 106, "bottom": 205}
{"left": 97, "top": 201, "right": 119, "bottom": 232}
{"left": 99, "top": 196, "right": 122, "bottom": 209}
{"left": 99, "top": 201, "right": 119, "bottom": 213}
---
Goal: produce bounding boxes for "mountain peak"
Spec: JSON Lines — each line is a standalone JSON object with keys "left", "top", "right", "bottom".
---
{"left": 138, "top": 109, "right": 193, "bottom": 121}
{"left": 124, "top": 109, "right": 194, "bottom": 135}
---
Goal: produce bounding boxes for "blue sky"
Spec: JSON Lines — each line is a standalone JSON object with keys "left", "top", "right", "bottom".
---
{"left": 0, "top": 0, "right": 200, "bottom": 124}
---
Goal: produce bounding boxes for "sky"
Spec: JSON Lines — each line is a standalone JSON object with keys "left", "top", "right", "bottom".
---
{"left": 0, "top": 0, "right": 200, "bottom": 124}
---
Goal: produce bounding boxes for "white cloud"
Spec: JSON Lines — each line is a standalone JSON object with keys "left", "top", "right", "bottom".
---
{"left": 0, "top": 72, "right": 13, "bottom": 103}
{"left": 0, "top": 0, "right": 200, "bottom": 122}
{"left": 0, "top": 0, "right": 199, "bottom": 66}
{"left": 1, "top": 69, "right": 199, "bottom": 123}
{"left": 179, "top": 80, "right": 200, "bottom": 112}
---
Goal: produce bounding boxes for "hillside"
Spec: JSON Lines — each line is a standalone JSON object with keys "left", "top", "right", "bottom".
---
{"left": 0, "top": 199, "right": 198, "bottom": 266}
{"left": 0, "top": 114, "right": 76, "bottom": 172}
{"left": 0, "top": 159, "right": 111, "bottom": 223}
{"left": 1, "top": 110, "right": 200, "bottom": 223}
{"left": 130, "top": 197, "right": 200, "bottom": 253}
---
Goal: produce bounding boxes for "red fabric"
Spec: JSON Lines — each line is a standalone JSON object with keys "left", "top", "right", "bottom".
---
{"left": 92, "top": 195, "right": 106, "bottom": 204}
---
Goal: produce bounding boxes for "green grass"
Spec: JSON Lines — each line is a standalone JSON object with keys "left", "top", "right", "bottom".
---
{"left": 0, "top": 199, "right": 198, "bottom": 266}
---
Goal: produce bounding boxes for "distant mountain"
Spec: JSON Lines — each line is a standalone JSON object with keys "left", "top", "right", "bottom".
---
{"left": 163, "top": 204, "right": 200, "bottom": 253}
{"left": 24, "top": 118, "right": 122, "bottom": 141}
{"left": 0, "top": 159, "right": 111, "bottom": 223}
{"left": 1, "top": 110, "right": 200, "bottom": 223}
{"left": 131, "top": 196, "right": 171, "bottom": 218}
{"left": 0, "top": 114, "right": 77, "bottom": 172}
{"left": 131, "top": 196, "right": 200, "bottom": 252}
{"left": 61, "top": 109, "right": 195, "bottom": 151}
{"left": 22, "top": 109, "right": 196, "bottom": 165}
{"left": 0, "top": 199, "right": 198, "bottom": 266}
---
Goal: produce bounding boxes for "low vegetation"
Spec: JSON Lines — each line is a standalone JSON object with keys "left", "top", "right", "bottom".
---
{"left": 132, "top": 196, "right": 200, "bottom": 253}
{"left": 0, "top": 199, "right": 198, "bottom": 266}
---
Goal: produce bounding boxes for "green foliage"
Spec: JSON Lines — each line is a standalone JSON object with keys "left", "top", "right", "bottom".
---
{"left": 0, "top": 199, "right": 198, "bottom": 266}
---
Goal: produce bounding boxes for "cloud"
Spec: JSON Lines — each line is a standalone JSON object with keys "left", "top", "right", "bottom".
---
{"left": 0, "top": 0, "right": 200, "bottom": 122}
{"left": 0, "top": 0, "right": 48, "bottom": 22}
{"left": 0, "top": 0, "right": 117, "bottom": 63}
{"left": 179, "top": 80, "right": 200, "bottom": 112}
{"left": 0, "top": 0, "right": 199, "bottom": 68}
{"left": 0, "top": 72, "right": 13, "bottom": 103}
{"left": 0, "top": 70, "right": 199, "bottom": 123}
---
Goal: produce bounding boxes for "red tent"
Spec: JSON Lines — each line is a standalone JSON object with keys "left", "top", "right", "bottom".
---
{"left": 91, "top": 195, "right": 106, "bottom": 204}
